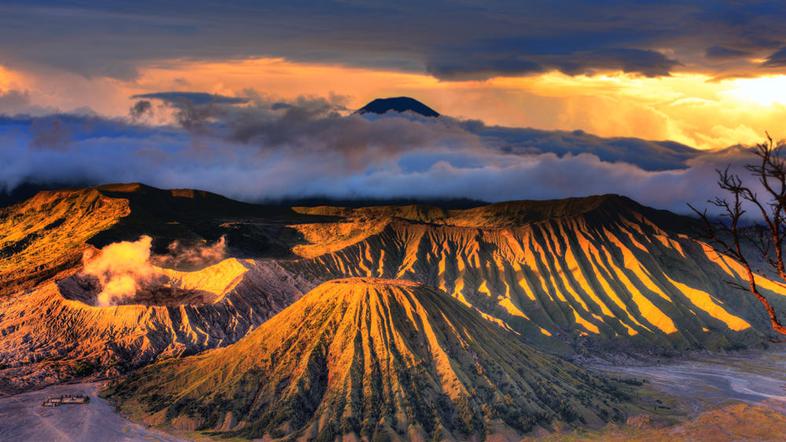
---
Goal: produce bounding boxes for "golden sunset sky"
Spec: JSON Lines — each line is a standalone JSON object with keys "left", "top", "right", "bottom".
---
{"left": 4, "top": 56, "right": 786, "bottom": 150}
{"left": 4, "top": 1, "right": 786, "bottom": 208}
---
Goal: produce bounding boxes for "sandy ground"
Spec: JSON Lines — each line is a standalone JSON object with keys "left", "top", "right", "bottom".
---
{"left": 2, "top": 346, "right": 785, "bottom": 441}
{"left": 534, "top": 345, "right": 786, "bottom": 441}
{"left": 0, "top": 382, "right": 186, "bottom": 442}
{"left": 592, "top": 344, "right": 786, "bottom": 414}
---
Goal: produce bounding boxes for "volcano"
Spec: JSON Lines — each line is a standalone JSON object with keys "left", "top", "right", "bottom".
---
{"left": 287, "top": 195, "right": 775, "bottom": 352}
{"left": 107, "top": 278, "right": 624, "bottom": 440}
{"left": 357, "top": 96, "right": 440, "bottom": 117}
{"left": 3, "top": 184, "right": 786, "bottom": 394}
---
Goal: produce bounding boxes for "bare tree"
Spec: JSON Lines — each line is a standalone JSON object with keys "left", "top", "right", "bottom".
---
{"left": 689, "top": 133, "right": 786, "bottom": 337}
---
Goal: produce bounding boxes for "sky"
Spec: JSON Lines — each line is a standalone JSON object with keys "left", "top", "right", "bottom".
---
{"left": 2, "top": 1, "right": 786, "bottom": 210}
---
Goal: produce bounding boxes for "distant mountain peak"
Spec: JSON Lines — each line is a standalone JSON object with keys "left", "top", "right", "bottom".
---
{"left": 356, "top": 96, "right": 440, "bottom": 117}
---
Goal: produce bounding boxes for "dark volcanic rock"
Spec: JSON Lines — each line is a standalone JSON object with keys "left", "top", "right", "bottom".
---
{"left": 357, "top": 96, "right": 440, "bottom": 117}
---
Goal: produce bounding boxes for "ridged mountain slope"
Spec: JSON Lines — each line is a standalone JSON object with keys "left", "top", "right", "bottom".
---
{"left": 4, "top": 185, "right": 785, "bottom": 393}
{"left": 0, "top": 188, "right": 129, "bottom": 293}
{"left": 107, "top": 278, "right": 625, "bottom": 440}
{"left": 88, "top": 183, "right": 320, "bottom": 257}
{"left": 289, "top": 196, "right": 785, "bottom": 352}
{"left": 0, "top": 185, "right": 323, "bottom": 392}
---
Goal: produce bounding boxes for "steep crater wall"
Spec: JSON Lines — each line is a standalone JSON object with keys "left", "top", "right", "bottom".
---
{"left": 0, "top": 259, "right": 313, "bottom": 393}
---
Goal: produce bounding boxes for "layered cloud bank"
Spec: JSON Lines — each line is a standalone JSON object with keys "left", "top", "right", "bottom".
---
{"left": 4, "top": 2, "right": 786, "bottom": 150}
{"left": 3, "top": 2, "right": 786, "bottom": 81}
{"left": 0, "top": 92, "right": 766, "bottom": 213}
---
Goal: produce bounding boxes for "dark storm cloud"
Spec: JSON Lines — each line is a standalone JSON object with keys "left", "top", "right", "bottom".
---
{"left": 1, "top": 91, "right": 770, "bottom": 214}
{"left": 0, "top": 90, "right": 31, "bottom": 110}
{"left": 427, "top": 36, "right": 680, "bottom": 80}
{"left": 29, "top": 117, "right": 71, "bottom": 150}
{"left": 763, "top": 47, "right": 786, "bottom": 67}
{"left": 129, "top": 100, "right": 152, "bottom": 120}
{"left": 705, "top": 46, "right": 751, "bottom": 60}
{"left": 131, "top": 92, "right": 249, "bottom": 106}
{"left": 3, "top": 1, "right": 786, "bottom": 80}
{"left": 464, "top": 124, "right": 697, "bottom": 171}
{"left": 430, "top": 50, "right": 681, "bottom": 81}
{"left": 0, "top": 89, "right": 55, "bottom": 116}
{"left": 131, "top": 92, "right": 250, "bottom": 129}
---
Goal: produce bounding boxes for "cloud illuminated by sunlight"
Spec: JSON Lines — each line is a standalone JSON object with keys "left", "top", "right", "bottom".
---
{"left": 5, "top": 57, "right": 786, "bottom": 150}
{"left": 724, "top": 76, "right": 786, "bottom": 107}
{"left": 0, "top": 64, "right": 24, "bottom": 90}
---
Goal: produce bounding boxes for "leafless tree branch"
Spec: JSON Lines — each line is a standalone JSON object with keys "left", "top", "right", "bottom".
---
{"left": 692, "top": 134, "right": 786, "bottom": 337}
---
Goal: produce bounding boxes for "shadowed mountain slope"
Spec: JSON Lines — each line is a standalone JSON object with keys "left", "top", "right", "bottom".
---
{"left": 89, "top": 183, "right": 321, "bottom": 257}
{"left": 107, "top": 278, "right": 625, "bottom": 440}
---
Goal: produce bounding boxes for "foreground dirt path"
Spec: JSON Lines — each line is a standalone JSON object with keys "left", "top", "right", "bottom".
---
{"left": 0, "top": 382, "right": 186, "bottom": 442}
{"left": 593, "top": 344, "right": 786, "bottom": 414}
{"left": 2, "top": 346, "right": 786, "bottom": 441}
{"left": 539, "top": 344, "right": 786, "bottom": 441}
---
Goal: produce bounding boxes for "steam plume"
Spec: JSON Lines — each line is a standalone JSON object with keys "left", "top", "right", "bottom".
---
{"left": 151, "top": 236, "right": 228, "bottom": 269}
{"left": 81, "top": 236, "right": 162, "bottom": 306}
{"left": 80, "top": 235, "right": 231, "bottom": 305}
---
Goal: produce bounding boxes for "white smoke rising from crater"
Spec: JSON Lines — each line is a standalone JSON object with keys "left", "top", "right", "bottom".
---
{"left": 81, "top": 236, "right": 162, "bottom": 306}
{"left": 80, "top": 235, "right": 228, "bottom": 306}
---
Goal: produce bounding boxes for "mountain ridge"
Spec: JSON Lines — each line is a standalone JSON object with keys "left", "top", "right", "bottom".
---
{"left": 286, "top": 194, "right": 776, "bottom": 353}
{"left": 2, "top": 183, "right": 784, "bottom": 393}
{"left": 294, "top": 193, "right": 695, "bottom": 230}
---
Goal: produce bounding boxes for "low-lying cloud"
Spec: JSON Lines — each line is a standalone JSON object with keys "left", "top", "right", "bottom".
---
{"left": 0, "top": 91, "right": 770, "bottom": 215}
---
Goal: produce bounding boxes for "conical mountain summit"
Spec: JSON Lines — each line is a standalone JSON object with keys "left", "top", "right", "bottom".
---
{"left": 108, "top": 278, "right": 625, "bottom": 440}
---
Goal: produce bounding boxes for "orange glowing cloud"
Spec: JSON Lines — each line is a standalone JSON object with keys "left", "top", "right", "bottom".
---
{"left": 6, "top": 57, "right": 786, "bottom": 150}
{"left": 0, "top": 65, "right": 19, "bottom": 90}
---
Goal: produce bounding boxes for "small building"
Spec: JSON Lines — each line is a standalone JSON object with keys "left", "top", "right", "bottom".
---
{"left": 42, "top": 394, "right": 90, "bottom": 407}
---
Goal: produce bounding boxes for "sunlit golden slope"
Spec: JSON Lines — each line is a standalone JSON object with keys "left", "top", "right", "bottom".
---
{"left": 0, "top": 185, "right": 325, "bottom": 392}
{"left": 289, "top": 196, "right": 784, "bottom": 352}
{"left": 107, "top": 278, "right": 626, "bottom": 440}
{"left": 0, "top": 189, "right": 129, "bottom": 293}
{"left": 2, "top": 185, "right": 783, "bottom": 393}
